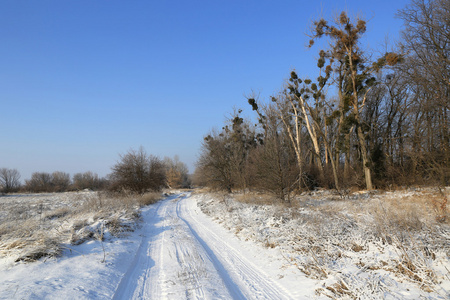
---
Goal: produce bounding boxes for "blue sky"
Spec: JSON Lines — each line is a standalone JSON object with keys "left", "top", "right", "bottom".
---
{"left": 0, "top": 0, "right": 410, "bottom": 181}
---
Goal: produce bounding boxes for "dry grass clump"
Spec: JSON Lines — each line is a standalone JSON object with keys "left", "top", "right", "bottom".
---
{"left": 190, "top": 187, "right": 209, "bottom": 195}
{"left": 15, "top": 237, "right": 62, "bottom": 262}
{"left": 302, "top": 189, "right": 448, "bottom": 293}
{"left": 106, "top": 217, "right": 131, "bottom": 237}
{"left": 0, "top": 191, "right": 163, "bottom": 263}
{"left": 234, "top": 192, "right": 280, "bottom": 206}
{"left": 42, "top": 207, "right": 71, "bottom": 220}
{"left": 135, "top": 192, "right": 161, "bottom": 206}
{"left": 375, "top": 189, "right": 447, "bottom": 224}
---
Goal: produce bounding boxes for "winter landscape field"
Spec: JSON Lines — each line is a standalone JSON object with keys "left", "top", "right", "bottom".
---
{"left": 1, "top": 1, "right": 449, "bottom": 299}
{"left": 0, "top": 189, "right": 448, "bottom": 299}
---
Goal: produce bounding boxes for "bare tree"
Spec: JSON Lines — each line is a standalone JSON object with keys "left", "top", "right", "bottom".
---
{"left": 73, "top": 171, "right": 101, "bottom": 190}
{"left": 25, "top": 172, "right": 53, "bottom": 193}
{"left": 110, "top": 147, "right": 166, "bottom": 194}
{"left": 397, "top": 0, "right": 450, "bottom": 185}
{"left": 269, "top": 92, "right": 305, "bottom": 190}
{"left": 249, "top": 102, "right": 299, "bottom": 201}
{"left": 309, "top": 12, "right": 401, "bottom": 189}
{"left": 0, "top": 168, "right": 21, "bottom": 194}
{"left": 51, "top": 171, "right": 71, "bottom": 192}
{"left": 196, "top": 111, "right": 260, "bottom": 192}
{"left": 196, "top": 129, "right": 236, "bottom": 192}
{"left": 164, "top": 156, "right": 190, "bottom": 188}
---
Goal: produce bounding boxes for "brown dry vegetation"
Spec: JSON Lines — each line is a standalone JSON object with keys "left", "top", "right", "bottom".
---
{"left": 199, "top": 187, "right": 450, "bottom": 298}
{"left": 0, "top": 191, "right": 162, "bottom": 262}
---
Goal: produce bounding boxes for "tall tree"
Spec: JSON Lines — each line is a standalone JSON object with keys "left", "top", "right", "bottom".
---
{"left": 397, "top": 0, "right": 450, "bottom": 184}
{"left": 309, "top": 12, "right": 400, "bottom": 189}
{"left": 247, "top": 99, "right": 299, "bottom": 201}
{"left": 268, "top": 92, "right": 306, "bottom": 190}
{"left": 196, "top": 112, "right": 259, "bottom": 192}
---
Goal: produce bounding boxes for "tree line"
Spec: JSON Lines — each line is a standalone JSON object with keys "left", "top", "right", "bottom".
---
{"left": 0, "top": 148, "right": 191, "bottom": 194}
{"left": 194, "top": 0, "right": 449, "bottom": 201}
{"left": 0, "top": 169, "right": 107, "bottom": 193}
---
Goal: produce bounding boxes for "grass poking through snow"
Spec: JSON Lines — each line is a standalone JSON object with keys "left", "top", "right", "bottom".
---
{"left": 0, "top": 191, "right": 162, "bottom": 263}
{"left": 197, "top": 187, "right": 450, "bottom": 299}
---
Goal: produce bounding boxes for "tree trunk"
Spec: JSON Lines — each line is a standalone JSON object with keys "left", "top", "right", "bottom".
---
{"left": 356, "top": 124, "right": 373, "bottom": 190}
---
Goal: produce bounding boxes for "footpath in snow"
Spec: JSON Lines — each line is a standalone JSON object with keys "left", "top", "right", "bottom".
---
{"left": 0, "top": 192, "right": 312, "bottom": 299}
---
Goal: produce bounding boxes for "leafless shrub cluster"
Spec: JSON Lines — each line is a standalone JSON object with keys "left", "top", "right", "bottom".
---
{"left": 20, "top": 171, "right": 107, "bottom": 193}
{"left": 0, "top": 168, "right": 21, "bottom": 194}
{"left": 163, "top": 156, "right": 191, "bottom": 189}
{"left": 109, "top": 147, "right": 166, "bottom": 194}
{"left": 72, "top": 171, "right": 104, "bottom": 191}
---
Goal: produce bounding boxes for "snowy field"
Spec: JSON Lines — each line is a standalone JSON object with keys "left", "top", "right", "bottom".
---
{"left": 0, "top": 189, "right": 448, "bottom": 299}
{"left": 0, "top": 191, "right": 151, "bottom": 263}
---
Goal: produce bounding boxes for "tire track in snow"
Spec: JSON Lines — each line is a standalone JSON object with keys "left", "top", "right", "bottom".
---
{"left": 177, "top": 194, "right": 295, "bottom": 300}
{"left": 113, "top": 194, "right": 233, "bottom": 299}
{"left": 112, "top": 200, "right": 165, "bottom": 300}
{"left": 113, "top": 192, "right": 293, "bottom": 299}
{"left": 157, "top": 196, "right": 232, "bottom": 299}
{"left": 175, "top": 198, "right": 247, "bottom": 299}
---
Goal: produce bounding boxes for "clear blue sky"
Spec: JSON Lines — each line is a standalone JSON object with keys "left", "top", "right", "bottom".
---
{"left": 0, "top": 0, "right": 410, "bottom": 182}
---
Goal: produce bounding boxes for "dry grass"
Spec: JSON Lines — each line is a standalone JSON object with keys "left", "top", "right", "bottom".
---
{"left": 299, "top": 189, "right": 449, "bottom": 292}
{"left": 42, "top": 207, "right": 71, "bottom": 220}
{"left": 0, "top": 191, "right": 163, "bottom": 262}
{"left": 234, "top": 192, "right": 280, "bottom": 205}
{"left": 198, "top": 187, "right": 450, "bottom": 298}
{"left": 135, "top": 192, "right": 161, "bottom": 206}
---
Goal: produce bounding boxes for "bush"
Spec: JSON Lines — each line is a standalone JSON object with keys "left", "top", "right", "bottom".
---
{"left": 0, "top": 168, "right": 21, "bottom": 194}
{"left": 109, "top": 147, "right": 166, "bottom": 194}
{"left": 51, "top": 171, "right": 71, "bottom": 192}
{"left": 72, "top": 171, "right": 104, "bottom": 190}
{"left": 24, "top": 172, "right": 53, "bottom": 193}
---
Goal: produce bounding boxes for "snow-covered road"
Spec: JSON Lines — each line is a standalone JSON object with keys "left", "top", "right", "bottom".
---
{"left": 0, "top": 192, "right": 307, "bottom": 299}
{"left": 113, "top": 192, "right": 294, "bottom": 299}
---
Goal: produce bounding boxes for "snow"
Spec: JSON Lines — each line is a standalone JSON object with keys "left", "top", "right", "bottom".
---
{"left": 195, "top": 189, "right": 450, "bottom": 299}
{"left": 0, "top": 190, "right": 448, "bottom": 299}
{"left": 0, "top": 192, "right": 313, "bottom": 299}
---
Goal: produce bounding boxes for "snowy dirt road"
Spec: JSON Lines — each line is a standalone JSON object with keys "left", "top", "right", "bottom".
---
{"left": 113, "top": 193, "right": 295, "bottom": 300}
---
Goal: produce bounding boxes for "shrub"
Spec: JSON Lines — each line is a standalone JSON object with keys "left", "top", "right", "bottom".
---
{"left": 109, "top": 147, "right": 166, "bottom": 194}
{"left": 0, "top": 168, "right": 21, "bottom": 194}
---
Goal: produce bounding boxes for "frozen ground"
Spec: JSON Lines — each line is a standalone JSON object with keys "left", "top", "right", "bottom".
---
{"left": 0, "top": 189, "right": 448, "bottom": 299}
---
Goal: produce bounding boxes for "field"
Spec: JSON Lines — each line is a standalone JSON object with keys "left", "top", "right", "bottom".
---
{"left": 0, "top": 190, "right": 160, "bottom": 263}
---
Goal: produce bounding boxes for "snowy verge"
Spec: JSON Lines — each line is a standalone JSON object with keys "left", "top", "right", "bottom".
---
{"left": 195, "top": 188, "right": 450, "bottom": 299}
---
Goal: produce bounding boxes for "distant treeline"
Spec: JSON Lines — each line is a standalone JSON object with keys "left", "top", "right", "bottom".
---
{"left": 0, "top": 169, "right": 106, "bottom": 193}
{"left": 194, "top": 1, "right": 449, "bottom": 200}
{"left": 0, "top": 149, "right": 191, "bottom": 194}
